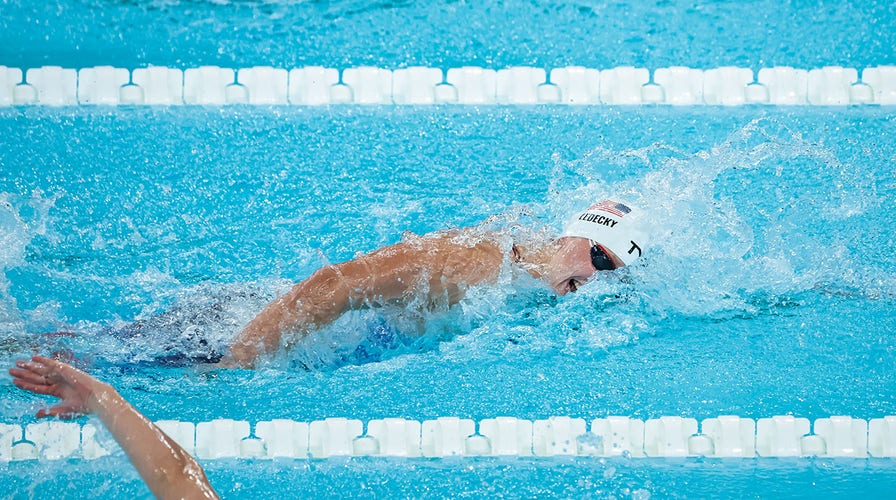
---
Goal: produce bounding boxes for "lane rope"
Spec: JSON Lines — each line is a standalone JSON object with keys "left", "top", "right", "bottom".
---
{"left": 1, "top": 65, "right": 894, "bottom": 106}
{"left": 2, "top": 415, "right": 895, "bottom": 460}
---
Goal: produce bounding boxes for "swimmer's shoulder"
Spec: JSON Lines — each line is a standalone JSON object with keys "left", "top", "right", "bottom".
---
{"left": 400, "top": 224, "right": 515, "bottom": 267}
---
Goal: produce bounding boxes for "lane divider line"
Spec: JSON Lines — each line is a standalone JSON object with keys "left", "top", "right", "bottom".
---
{"left": 1, "top": 65, "right": 894, "bottom": 106}
{"left": 2, "top": 415, "right": 894, "bottom": 460}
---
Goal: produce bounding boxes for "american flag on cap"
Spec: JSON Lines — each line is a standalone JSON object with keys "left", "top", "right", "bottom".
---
{"left": 588, "top": 200, "right": 632, "bottom": 217}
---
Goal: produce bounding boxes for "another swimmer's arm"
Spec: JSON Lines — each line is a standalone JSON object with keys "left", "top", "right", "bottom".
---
{"left": 9, "top": 356, "right": 218, "bottom": 500}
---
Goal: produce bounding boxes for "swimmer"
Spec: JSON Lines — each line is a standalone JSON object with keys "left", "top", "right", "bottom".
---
{"left": 9, "top": 355, "right": 218, "bottom": 499}
{"left": 224, "top": 199, "right": 649, "bottom": 368}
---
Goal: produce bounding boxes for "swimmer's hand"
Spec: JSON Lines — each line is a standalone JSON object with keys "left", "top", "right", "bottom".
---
{"left": 9, "top": 355, "right": 109, "bottom": 419}
{"left": 10, "top": 355, "right": 220, "bottom": 499}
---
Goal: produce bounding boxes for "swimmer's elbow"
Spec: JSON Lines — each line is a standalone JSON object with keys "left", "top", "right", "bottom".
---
{"left": 152, "top": 453, "right": 219, "bottom": 500}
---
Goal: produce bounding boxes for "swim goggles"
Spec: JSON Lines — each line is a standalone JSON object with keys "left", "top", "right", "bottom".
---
{"left": 589, "top": 241, "right": 618, "bottom": 271}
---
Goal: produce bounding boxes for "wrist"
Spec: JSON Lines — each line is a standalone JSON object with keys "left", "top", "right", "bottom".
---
{"left": 86, "top": 381, "right": 121, "bottom": 415}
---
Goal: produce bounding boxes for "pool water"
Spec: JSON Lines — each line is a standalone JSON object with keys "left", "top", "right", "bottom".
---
{"left": 2, "top": 0, "right": 896, "bottom": 497}
{"left": 2, "top": 0, "right": 895, "bottom": 71}
{"left": 2, "top": 106, "right": 895, "bottom": 497}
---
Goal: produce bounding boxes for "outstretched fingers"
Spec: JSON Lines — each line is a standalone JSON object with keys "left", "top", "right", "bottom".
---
{"left": 30, "top": 355, "right": 67, "bottom": 375}
{"left": 12, "top": 357, "right": 55, "bottom": 378}
{"left": 31, "top": 355, "right": 88, "bottom": 382}
{"left": 13, "top": 355, "right": 77, "bottom": 382}
{"left": 9, "top": 356, "right": 96, "bottom": 420}
{"left": 9, "top": 366, "right": 63, "bottom": 398}
{"left": 9, "top": 356, "right": 79, "bottom": 398}
{"left": 10, "top": 375, "right": 54, "bottom": 395}
{"left": 9, "top": 363, "right": 49, "bottom": 385}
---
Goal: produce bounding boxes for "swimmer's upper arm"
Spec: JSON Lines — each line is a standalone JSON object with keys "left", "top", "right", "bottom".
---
{"left": 226, "top": 266, "right": 354, "bottom": 366}
{"left": 226, "top": 241, "right": 427, "bottom": 367}
{"left": 226, "top": 233, "right": 500, "bottom": 367}
{"left": 352, "top": 235, "right": 503, "bottom": 303}
{"left": 341, "top": 240, "right": 431, "bottom": 303}
{"left": 334, "top": 234, "right": 504, "bottom": 305}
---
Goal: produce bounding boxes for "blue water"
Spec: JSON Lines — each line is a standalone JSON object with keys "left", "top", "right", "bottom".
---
{"left": 3, "top": 0, "right": 896, "bottom": 498}
{"left": 4, "top": 457, "right": 896, "bottom": 499}
{"left": 1, "top": 107, "right": 895, "bottom": 498}
{"left": 1, "top": 0, "right": 895, "bottom": 70}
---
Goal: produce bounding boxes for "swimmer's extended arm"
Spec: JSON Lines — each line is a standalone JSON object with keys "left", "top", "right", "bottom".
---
{"left": 225, "top": 242, "right": 422, "bottom": 368}
{"left": 9, "top": 356, "right": 219, "bottom": 500}
{"left": 225, "top": 235, "right": 503, "bottom": 368}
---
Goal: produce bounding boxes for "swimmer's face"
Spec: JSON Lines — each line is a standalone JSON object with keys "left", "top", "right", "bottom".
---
{"left": 547, "top": 237, "right": 624, "bottom": 295}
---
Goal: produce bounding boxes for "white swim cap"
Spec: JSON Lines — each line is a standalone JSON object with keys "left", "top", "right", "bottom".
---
{"left": 562, "top": 200, "right": 649, "bottom": 266}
